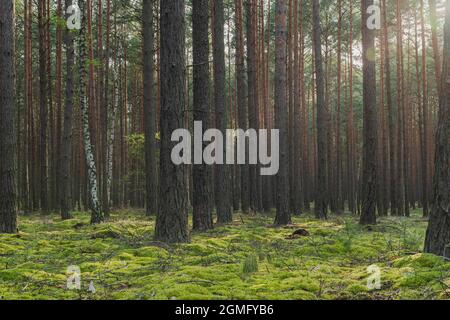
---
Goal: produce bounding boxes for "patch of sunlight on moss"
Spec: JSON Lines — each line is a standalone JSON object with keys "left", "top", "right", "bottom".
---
{"left": 0, "top": 243, "right": 22, "bottom": 255}
{"left": 392, "top": 253, "right": 447, "bottom": 269}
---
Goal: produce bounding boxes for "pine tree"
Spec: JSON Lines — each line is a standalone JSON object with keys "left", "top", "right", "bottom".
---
{"left": 143, "top": 0, "right": 158, "bottom": 216}
{"left": 155, "top": 0, "right": 189, "bottom": 243}
{"left": 0, "top": 0, "right": 18, "bottom": 233}
{"left": 360, "top": 0, "right": 378, "bottom": 226}
{"left": 192, "top": 0, "right": 213, "bottom": 231}
{"left": 274, "top": 0, "right": 291, "bottom": 226}
{"left": 424, "top": 0, "right": 450, "bottom": 257}
{"left": 312, "top": 0, "right": 327, "bottom": 219}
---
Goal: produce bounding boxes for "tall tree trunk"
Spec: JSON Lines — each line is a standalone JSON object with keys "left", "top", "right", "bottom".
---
{"left": 105, "top": 0, "right": 114, "bottom": 207}
{"left": 60, "top": 0, "right": 76, "bottom": 220}
{"left": 47, "top": 0, "right": 55, "bottom": 212}
{"left": 312, "top": 0, "right": 327, "bottom": 219}
{"left": 424, "top": 0, "right": 450, "bottom": 257}
{"left": 300, "top": 0, "right": 309, "bottom": 211}
{"left": 274, "top": 0, "right": 291, "bottom": 226}
{"left": 0, "top": 0, "right": 17, "bottom": 233}
{"left": 292, "top": 0, "right": 303, "bottom": 215}
{"left": 396, "top": 0, "right": 406, "bottom": 216}
{"left": 79, "top": 0, "right": 104, "bottom": 224}
{"left": 246, "top": 0, "right": 262, "bottom": 213}
{"left": 25, "top": 0, "right": 34, "bottom": 212}
{"left": 378, "top": 25, "right": 388, "bottom": 216}
{"left": 360, "top": 0, "right": 378, "bottom": 226}
{"left": 192, "top": 0, "right": 213, "bottom": 231}
{"left": 420, "top": 0, "right": 430, "bottom": 217}
{"left": 56, "top": 0, "right": 63, "bottom": 214}
{"left": 336, "top": 0, "right": 343, "bottom": 213}
{"left": 235, "top": 0, "right": 249, "bottom": 214}
{"left": 347, "top": 0, "right": 356, "bottom": 214}
{"left": 38, "top": 0, "right": 49, "bottom": 213}
{"left": 288, "top": 0, "right": 294, "bottom": 214}
{"left": 143, "top": 0, "right": 158, "bottom": 216}
{"left": 213, "top": 0, "right": 232, "bottom": 223}
{"left": 382, "top": 0, "right": 396, "bottom": 216}
{"left": 155, "top": 0, "right": 189, "bottom": 243}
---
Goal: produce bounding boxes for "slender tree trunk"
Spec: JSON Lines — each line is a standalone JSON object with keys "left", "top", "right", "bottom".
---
{"left": 0, "top": 0, "right": 17, "bottom": 233}
{"left": 25, "top": 0, "right": 34, "bottom": 212}
{"left": 38, "top": 0, "right": 49, "bottom": 213}
{"left": 60, "top": 0, "right": 76, "bottom": 220}
{"left": 262, "top": 0, "right": 273, "bottom": 213}
{"left": 382, "top": 0, "right": 397, "bottom": 216}
{"left": 274, "top": 0, "right": 291, "bottom": 226}
{"left": 360, "top": 0, "right": 378, "bottom": 226}
{"left": 143, "top": 0, "right": 158, "bottom": 216}
{"left": 292, "top": 0, "right": 303, "bottom": 216}
{"left": 396, "top": 0, "right": 406, "bottom": 216}
{"left": 300, "top": 0, "right": 309, "bottom": 211}
{"left": 378, "top": 27, "right": 388, "bottom": 216}
{"left": 246, "top": 0, "right": 262, "bottom": 213}
{"left": 347, "top": 0, "right": 356, "bottom": 214}
{"left": 105, "top": 0, "right": 114, "bottom": 207}
{"left": 420, "top": 0, "right": 430, "bottom": 217}
{"left": 288, "top": 0, "right": 294, "bottom": 213}
{"left": 235, "top": 0, "right": 249, "bottom": 214}
{"left": 79, "top": 0, "right": 104, "bottom": 224}
{"left": 312, "top": 0, "right": 327, "bottom": 219}
{"left": 155, "top": 0, "right": 189, "bottom": 243}
{"left": 56, "top": 0, "right": 63, "bottom": 214}
{"left": 335, "top": 0, "right": 343, "bottom": 213}
{"left": 213, "top": 0, "right": 232, "bottom": 223}
{"left": 47, "top": 0, "right": 55, "bottom": 212}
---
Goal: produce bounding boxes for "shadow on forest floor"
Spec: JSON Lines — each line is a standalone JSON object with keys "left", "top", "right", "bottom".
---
{"left": 0, "top": 209, "right": 449, "bottom": 300}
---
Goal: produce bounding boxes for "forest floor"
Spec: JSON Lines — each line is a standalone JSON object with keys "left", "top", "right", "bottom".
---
{"left": 0, "top": 209, "right": 449, "bottom": 300}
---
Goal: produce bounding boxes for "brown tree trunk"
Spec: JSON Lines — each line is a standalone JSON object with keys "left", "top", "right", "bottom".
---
{"left": 360, "top": 0, "right": 378, "bottom": 226}
{"left": 424, "top": 0, "right": 450, "bottom": 257}
{"left": 143, "top": 0, "right": 158, "bottom": 216}
{"left": 396, "top": 0, "right": 406, "bottom": 216}
{"left": 312, "top": 0, "right": 327, "bottom": 219}
{"left": 213, "top": 0, "right": 233, "bottom": 223}
{"left": 273, "top": 0, "right": 291, "bottom": 226}
{"left": 420, "top": 0, "right": 430, "bottom": 217}
{"left": 38, "top": 0, "right": 49, "bottom": 213}
{"left": 246, "top": 0, "right": 262, "bottom": 213}
{"left": 192, "top": 0, "right": 213, "bottom": 231}
{"left": 55, "top": 0, "right": 63, "bottom": 214}
{"left": 262, "top": 0, "right": 273, "bottom": 213}
{"left": 60, "top": 0, "right": 76, "bottom": 220}
{"left": 347, "top": 0, "right": 356, "bottom": 214}
{"left": 25, "top": 0, "right": 35, "bottom": 212}
{"left": 235, "top": 0, "right": 249, "bottom": 214}
{"left": 292, "top": 0, "right": 303, "bottom": 215}
{"left": 382, "top": 0, "right": 397, "bottom": 216}
{"left": 0, "top": 0, "right": 17, "bottom": 233}
{"left": 300, "top": 0, "right": 309, "bottom": 211}
{"left": 155, "top": 0, "right": 189, "bottom": 243}
{"left": 336, "top": 0, "right": 343, "bottom": 214}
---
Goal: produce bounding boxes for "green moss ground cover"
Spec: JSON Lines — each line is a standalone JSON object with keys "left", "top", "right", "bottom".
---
{"left": 0, "top": 209, "right": 448, "bottom": 300}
